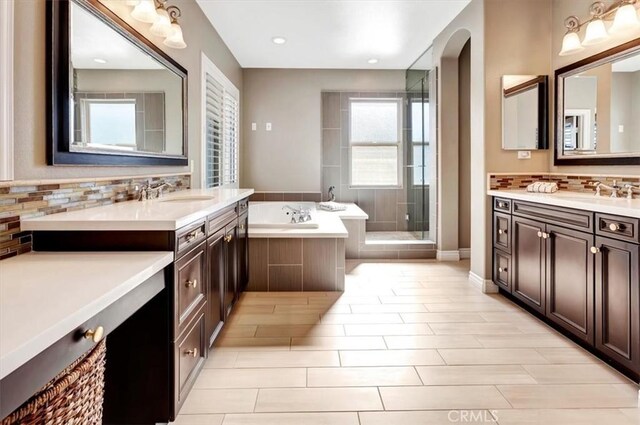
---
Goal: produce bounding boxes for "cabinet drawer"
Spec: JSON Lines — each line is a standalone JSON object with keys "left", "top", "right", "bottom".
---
{"left": 493, "top": 197, "right": 512, "bottom": 213}
{"left": 207, "top": 206, "right": 237, "bottom": 235}
{"left": 596, "top": 213, "right": 639, "bottom": 244}
{"left": 175, "top": 243, "right": 206, "bottom": 333}
{"left": 493, "top": 249, "right": 511, "bottom": 292}
{"left": 176, "top": 221, "right": 207, "bottom": 258}
{"left": 513, "top": 201, "right": 593, "bottom": 232}
{"left": 237, "top": 198, "right": 249, "bottom": 214}
{"left": 175, "top": 311, "right": 206, "bottom": 408}
{"left": 493, "top": 212, "right": 512, "bottom": 253}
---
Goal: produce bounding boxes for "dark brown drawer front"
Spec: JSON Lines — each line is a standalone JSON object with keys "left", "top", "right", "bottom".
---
{"left": 176, "top": 243, "right": 206, "bottom": 332}
{"left": 513, "top": 201, "right": 593, "bottom": 232}
{"left": 494, "top": 197, "right": 512, "bottom": 213}
{"left": 208, "top": 206, "right": 237, "bottom": 235}
{"left": 494, "top": 212, "right": 512, "bottom": 253}
{"left": 176, "top": 221, "right": 207, "bottom": 258}
{"left": 176, "top": 311, "right": 206, "bottom": 406}
{"left": 493, "top": 249, "right": 511, "bottom": 292}
{"left": 596, "top": 213, "right": 639, "bottom": 244}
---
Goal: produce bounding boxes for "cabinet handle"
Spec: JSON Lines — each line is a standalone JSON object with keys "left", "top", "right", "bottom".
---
{"left": 224, "top": 234, "right": 233, "bottom": 243}
{"left": 185, "top": 279, "right": 198, "bottom": 288}
{"left": 498, "top": 229, "right": 507, "bottom": 235}
{"left": 84, "top": 326, "right": 105, "bottom": 343}
{"left": 240, "top": 224, "right": 245, "bottom": 230}
{"left": 542, "top": 232, "right": 550, "bottom": 239}
{"left": 498, "top": 202, "right": 506, "bottom": 208}
{"left": 537, "top": 231, "right": 543, "bottom": 238}
{"left": 590, "top": 246, "right": 601, "bottom": 254}
{"left": 184, "top": 348, "right": 198, "bottom": 358}
{"left": 186, "top": 230, "right": 200, "bottom": 243}
{"left": 498, "top": 267, "right": 508, "bottom": 273}
{"left": 608, "top": 223, "right": 622, "bottom": 232}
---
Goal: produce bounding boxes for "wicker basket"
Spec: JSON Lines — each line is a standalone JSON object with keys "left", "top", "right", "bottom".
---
{"left": 1, "top": 339, "right": 106, "bottom": 425}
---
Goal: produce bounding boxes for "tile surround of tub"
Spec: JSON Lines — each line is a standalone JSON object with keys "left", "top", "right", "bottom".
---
{"left": 489, "top": 173, "right": 640, "bottom": 192}
{"left": 247, "top": 237, "right": 345, "bottom": 291}
{"left": 249, "top": 192, "right": 322, "bottom": 203}
{"left": 0, "top": 174, "right": 190, "bottom": 260}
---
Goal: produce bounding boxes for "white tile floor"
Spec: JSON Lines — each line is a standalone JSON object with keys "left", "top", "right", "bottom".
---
{"left": 173, "top": 260, "right": 640, "bottom": 425}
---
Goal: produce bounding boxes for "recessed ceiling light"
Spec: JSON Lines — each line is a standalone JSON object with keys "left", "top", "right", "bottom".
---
{"left": 368, "top": 58, "right": 379, "bottom": 64}
{"left": 93, "top": 58, "right": 107, "bottom": 64}
{"left": 272, "top": 37, "right": 287, "bottom": 45}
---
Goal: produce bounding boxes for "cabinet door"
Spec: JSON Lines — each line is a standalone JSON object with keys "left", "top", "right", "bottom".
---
{"left": 224, "top": 222, "right": 238, "bottom": 318}
{"left": 493, "top": 249, "right": 511, "bottom": 292}
{"left": 512, "top": 217, "right": 546, "bottom": 314}
{"left": 595, "top": 236, "right": 640, "bottom": 374}
{"left": 545, "top": 225, "right": 594, "bottom": 344}
{"left": 206, "top": 229, "right": 225, "bottom": 347}
{"left": 493, "top": 212, "right": 511, "bottom": 253}
{"left": 238, "top": 212, "right": 249, "bottom": 293}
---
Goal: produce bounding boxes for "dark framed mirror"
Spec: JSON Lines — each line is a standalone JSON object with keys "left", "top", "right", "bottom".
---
{"left": 502, "top": 75, "right": 548, "bottom": 150}
{"left": 555, "top": 37, "right": 640, "bottom": 166}
{"left": 47, "top": 0, "right": 188, "bottom": 166}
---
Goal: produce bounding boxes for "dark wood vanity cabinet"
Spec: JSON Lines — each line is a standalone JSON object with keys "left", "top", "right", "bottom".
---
{"left": 206, "top": 228, "right": 225, "bottom": 347}
{"left": 493, "top": 197, "right": 640, "bottom": 378}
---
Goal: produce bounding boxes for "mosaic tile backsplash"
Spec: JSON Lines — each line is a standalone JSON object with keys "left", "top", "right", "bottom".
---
{"left": 0, "top": 174, "right": 190, "bottom": 260}
{"left": 489, "top": 173, "right": 640, "bottom": 192}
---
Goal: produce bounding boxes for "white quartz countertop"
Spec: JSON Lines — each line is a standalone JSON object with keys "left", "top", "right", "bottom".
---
{"left": 21, "top": 188, "right": 254, "bottom": 231}
{"left": 0, "top": 251, "right": 173, "bottom": 380}
{"left": 488, "top": 189, "right": 640, "bottom": 218}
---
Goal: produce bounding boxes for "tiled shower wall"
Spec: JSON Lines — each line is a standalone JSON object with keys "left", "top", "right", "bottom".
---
{"left": 0, "top": 173, "right": 190, "bottom": 260}
{"left": 321, "top": 91, "right": 429, "bottom": 232}
{"left": 489, "top": 173, "right": 640, "bottom": 191}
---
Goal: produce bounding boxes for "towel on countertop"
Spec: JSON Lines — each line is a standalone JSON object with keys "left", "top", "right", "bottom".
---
{"left": 318, "top": 201, "right": 348, "bottom": 212}
{"left": 527, "top": 182, "right": 558, "bottom": 193}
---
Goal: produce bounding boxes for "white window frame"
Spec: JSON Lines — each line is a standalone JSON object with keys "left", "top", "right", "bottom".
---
{"left": 0, "top": 0, "right": 14, "bottom": 181}
{"left": 201, "top": 52, "right": 239, "bottom": 189}
{"left": 348, "top": 97, "right": 403, "bottom": 189}
{"left": 79, "top": 98, "right": 138, "bottom": 148}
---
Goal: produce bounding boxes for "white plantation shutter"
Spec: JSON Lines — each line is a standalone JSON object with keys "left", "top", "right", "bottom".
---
{"left": 202, "top": 53, "right": 239, "bottom": 188}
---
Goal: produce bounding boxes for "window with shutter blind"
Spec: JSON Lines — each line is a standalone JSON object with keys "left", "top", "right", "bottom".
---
{"left": 202, "top": 53, "right": 239, "bottom": 188}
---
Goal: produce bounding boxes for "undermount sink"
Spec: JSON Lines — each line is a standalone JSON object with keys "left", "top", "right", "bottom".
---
{"left": 160, "top": 196, "right": 217, "bottom": 203}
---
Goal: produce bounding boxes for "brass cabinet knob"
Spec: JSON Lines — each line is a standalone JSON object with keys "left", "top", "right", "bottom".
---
{"left": 537, "top": 231, "right": 543, "bottom": 238}
{"left": 186, "top": 230, "right": 200, "bottom": 242}
{"left": 498, "top": 229, "right": 507, "bottom": 235}
{"left": 184, "top": 348, "right": 198, "bottom": 358}
{"left": 185, "top": 279, "right": 198, "bottom": 288}
{"left": 542, "top": 232, "right": 550, "bottom": 239}
{"left": 498, "top": 202, "right": 506, "bottom": 208}
{"left": 84, "top": 326, "right": 104, "bottom": 343}
{"left": 609, "top": 223, "right": 621, "bottom": 232}
{"left": 224, "top": 234, "right": 233, "bottom": 243}
{"left": 498, "top": 267, "right": 507, "bottom": 273}
{"left": 590, "top": 246, "right": 601, "bottom": 254}
{"left": 239, "top": 224, "right": 245, "bottom": 230}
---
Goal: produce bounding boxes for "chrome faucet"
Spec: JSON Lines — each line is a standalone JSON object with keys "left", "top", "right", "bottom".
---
{"left": 282, "top": 205, "right": 312, "bottom": 223}
{"left": 138, "top": 181, "right": 174, "bottom": 201}
{"left": 328, "top": 186, "right": 336, "bottom": 202}
{"left": 624, "top": 184, "right": 640, "bottom": 200}
{"left": 593, "top": 180, "right": 622, "bottom": 198}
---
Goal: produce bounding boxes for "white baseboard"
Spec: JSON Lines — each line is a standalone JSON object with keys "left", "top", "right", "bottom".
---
{"left": 436, "top": 250, "right": 461, "bottom": 261}
{"left": 459, "top": 248, "right": 471, "bottom": 259}
{"left": 469, "top": 271, "right": 499, "bottom": 294}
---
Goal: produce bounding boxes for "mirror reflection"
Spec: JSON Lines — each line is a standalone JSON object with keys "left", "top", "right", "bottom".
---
{"left": 560, "top": 50, "right": 640, "bottom": 158}
{"left": 502, "top": 75, "right": 548, "bottom": 150}
{"left": 70, "top": 2, "right": 184, "bottom": 157}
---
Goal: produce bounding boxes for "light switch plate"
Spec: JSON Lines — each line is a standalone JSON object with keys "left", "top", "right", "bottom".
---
{"left": 266, "top": 123, "right": 272, "bottom": 131}
{"left": 251, "top": 122, "right": 257, "bottom": 131}
{"left": 517, "top": 150, "right": 531, "bottom": 160}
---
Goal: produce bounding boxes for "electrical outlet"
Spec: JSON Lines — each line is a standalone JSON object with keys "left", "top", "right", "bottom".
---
{"left": 251, "top": 122, "right": 257, "bottom": 131}
{"left": 266, "top": 123, "right": 272, "bottom": 131}
{"left": 517, "top": 151, "right": 531, "bottom": 160}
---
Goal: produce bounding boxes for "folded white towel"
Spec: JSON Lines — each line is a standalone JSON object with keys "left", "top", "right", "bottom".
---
{"left": 527, "top": 182, "right": 558, "bottom": 193}
{"left": 318, "top": 201, "right": 347, "bottom": 212}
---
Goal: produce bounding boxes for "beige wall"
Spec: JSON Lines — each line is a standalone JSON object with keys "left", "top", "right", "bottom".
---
{"left": 13, "top": 0, "right": 241, "bottom": 185}
{"left": 241, "top": 69, "right": 405, "bottom": 191}
{"left": 551, "top": 0, "right": 640, "bottom": 175}
{"left": 458, "top": 40, "right": 471, "bottom": 250}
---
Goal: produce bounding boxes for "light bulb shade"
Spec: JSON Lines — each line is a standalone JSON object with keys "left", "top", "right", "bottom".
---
{"left": 150, "top": 8, "right": 173, "bottom": 37}
{"left": 131, "top": 0, "right": 158, "bottom": 23}
{"left": 559, "top": 32, "right": 585, "bottom": 56}
{"left": 163, "top": 23, "right": 187, "bottom": 49}
{"left": 125, "top": 0, "right": 140, "bottom": 6}
{"left": 610, "top": 4, "right": 640, "bottom": 35}
{"left": 582, "top": 19, "right": 608, "bottom": 45}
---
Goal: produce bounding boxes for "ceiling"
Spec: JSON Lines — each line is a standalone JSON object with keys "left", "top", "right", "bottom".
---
{"left": 71, "top": 3, "right": 163, "bottom": 70}
{"left": 196, "top": 0, "right": 470, "bottom": 69}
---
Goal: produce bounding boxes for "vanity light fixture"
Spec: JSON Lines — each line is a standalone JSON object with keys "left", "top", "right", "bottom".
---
{"left": 559, "top": 0, "right": 640, "bottom": 56}
{"left": 367, "top": 58, "right": 379, "bottom": 64}
{"left": 272, "top": 37, "right": 287, "bottom": 45}
{"left": 129, "top": 0, "right": 187, "bottom": 49}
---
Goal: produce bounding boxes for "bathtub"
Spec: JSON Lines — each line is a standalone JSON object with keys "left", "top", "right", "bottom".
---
{"left": 249, "top": 202, "right": 320, "bottom": 229}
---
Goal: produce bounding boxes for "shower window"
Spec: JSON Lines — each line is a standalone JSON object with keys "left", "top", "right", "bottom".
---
{"left": 349, "top": 98, "right": 403, "bottom": 188}
{"left": 411, "top": 99, "right": 429, "bottom": 186}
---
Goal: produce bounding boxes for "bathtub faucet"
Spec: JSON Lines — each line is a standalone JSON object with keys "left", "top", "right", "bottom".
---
{"left": 282, "top": 205, "right": 312, "bottom": 224}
